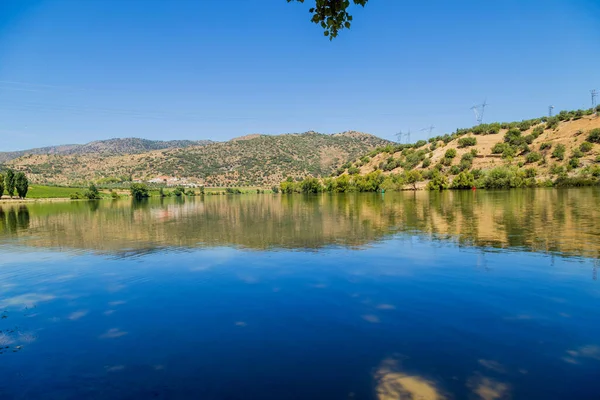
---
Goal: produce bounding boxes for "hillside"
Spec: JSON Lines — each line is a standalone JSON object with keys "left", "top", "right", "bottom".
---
{"left": 0, "top": 138, "right": 212, "bottom": 163}
{"left": 5, "top": 131, "right": 391, "bottom": 186}
{"left": 331, "top": 110, "right": 600, "bottom": 190}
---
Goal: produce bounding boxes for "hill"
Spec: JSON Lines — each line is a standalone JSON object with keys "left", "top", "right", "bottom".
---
{"left": 5, "top": 131, "right": 391, "bottom": 186}
{"left": 0, "top": 138, "right": 212, "bottom": 163}
{"left": 285, "top": 109, "right": 600, "bottom": 192}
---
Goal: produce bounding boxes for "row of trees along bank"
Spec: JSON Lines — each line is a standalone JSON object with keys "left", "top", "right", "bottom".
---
{"left": 0, "top": 169, "right": 29, "bottom": 199}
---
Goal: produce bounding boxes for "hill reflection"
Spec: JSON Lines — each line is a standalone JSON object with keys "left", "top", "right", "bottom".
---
{"left": 0, "top": 188, "right": 599, "bottom": 259}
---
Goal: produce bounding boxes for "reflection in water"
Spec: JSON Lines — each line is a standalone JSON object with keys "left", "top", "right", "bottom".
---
{"left": 375, "top": 358, "right": 445, "bottom": 400}
{"left": 0, "top": 188, "right": 599, "bottom": 259}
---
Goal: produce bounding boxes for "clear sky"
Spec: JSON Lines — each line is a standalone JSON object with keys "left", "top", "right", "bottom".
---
{"left": 0, "top": 0, "right": 599, "bottom": 151}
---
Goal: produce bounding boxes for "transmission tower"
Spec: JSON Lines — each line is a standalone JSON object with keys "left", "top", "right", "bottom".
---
{"left": 470, "top": 99, "right": 488, "bottom": 124}
{"left": 405, "top": 129, "right": 411, "bottom": 144}
{"left": 592, "top": 89, "right": 598, "bottom": 112}
{"left": 420, "top": 125, "right": 435, "bottom": 139}
{"left": 395, "top": 130, "right": 404, "bottom": 143}
{"left": 549, "top": 105, "right": 554, "bottom": 117}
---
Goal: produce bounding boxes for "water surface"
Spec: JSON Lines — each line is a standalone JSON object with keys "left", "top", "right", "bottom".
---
{"left": 0, "top": 189, "right": 599, "bottom": 399}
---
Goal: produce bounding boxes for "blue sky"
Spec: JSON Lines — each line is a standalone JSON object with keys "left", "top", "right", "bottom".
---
{"left": 0, "top": 0, "right": 599, "bottom": 151}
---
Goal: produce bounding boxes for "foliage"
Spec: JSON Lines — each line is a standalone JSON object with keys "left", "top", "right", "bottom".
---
{"left": 457, "top": 137, "right": 477, "bottom": 148}
{"left": 130, "top": 183, "right": 150, "bottom": 200}
{"left": 444, "top": 148, "right": 457, "bottom": 159}
{"left": 271, "top": 185, "right": 280, "bottom": 194}
{"left": 83, "top": 183, "right": 101, "bottom": 200}
{"left": 552, "top": 144, "right": 566, "bottom": 160}
{"left": 225, "top": 187, "right": 242, "bottom": 194}
{"left": 539, "top": 142, "right": 552, "bottom": 151}
{"left": 280, "top": 177, "right": 298, "bottom": 194}
{"left": 449, "top": 165, "right": 461, "bottom": 175}
{"left": 480, "top": 167, "right": 527, "bottom": 189}
{"left": 422, "top": 158, "right": 431, "bottom": 168}
{"left": 173, "top": 187, "right": 186, "bottom": 196}
{"left": 15, "top": 172, "right": 29, "bottom": 199}
{"left": 580, "top": 142, "right": 593, "bottom": 153}
{"left": 426, "top": 170, "right": 449, "bottom": 191}
{"left": 405, "top": 170, "right": 422, "bottom": 190}
{"left": 287, "top": 0, "right": 368, "bottom": 40}
{"left": 0, "top": 173, "right": 3, "bottom": 197}
{"left": 587, "top": 128, "right": 600, "bottom": 143}
{"left": 347, "top": 166, "right": 360, "bottom": 175}
{"left": 4, "top": 169, "right": 15, "bottom": 198}
{"left": 525, "top": 152, "right": 542, "bottom": 164}
{"left": 110, "top": 190, "right": 120, "bottom": 200}
{"left": 525, "top": 168, "right": 537, "bottom": 178}
{"left": 300, "top": 177, "right": 322, "bottom": 193}
{"left": 450, "top": 171, "right": 475, "bottom": 189}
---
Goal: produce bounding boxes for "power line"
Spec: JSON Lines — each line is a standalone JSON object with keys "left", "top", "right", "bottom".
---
{"left": 549, "top": 105, "right": 554, "bottom": 117}
{"left": 592, "top": 89, "right": 598, "bottom": 113}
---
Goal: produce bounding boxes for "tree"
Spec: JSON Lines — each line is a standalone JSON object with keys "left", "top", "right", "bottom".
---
{"left": 287, "top": 0, "right": 368, "bottom": 39}
{"left": 0, "top": 173, "right": 4, "bottom": 198}
{"left": 405, "top": 170, "right": 422, "bottom": 191}
{"left": 300, "top": 177, "right": 322, "bottom": 193}
{"left": 14, "top": 172, "right": 29, "bottom": 199}
{"left": 130, "top": 183, "right": 150, "bottom": 200}
{"left": 5, "top": 169, "right": 15, "bottom": 198}
{"left": 83, "top": 183, "right": 101, "bottom": 200}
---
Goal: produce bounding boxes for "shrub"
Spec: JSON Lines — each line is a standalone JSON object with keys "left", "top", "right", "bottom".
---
{"left": 481, "top": 167, "right": 526, "bottom": 189}
{"left": 422, "top": 158, "right": 431, "bottom": 168}
{"left": 552, "top": 144, "right": 566, "bottom": 160}
{"left": 459, "top": 160, "right": 472, "bottom": 171}
{"left": 518, "top": 121, "right": 532, "bottom": 131}
{"left": 450, "top": 171, "right": 475, "bottom": 189}
{"left": 348, "top": 166, "right": 360, "bottom": 175}
{"left": 596, "top": 155, "right": 600, "bottom": 163}
{"left": 444, "top": 148, "right": 457, "bottom": 158}
{"left": 449, "top": 165, "right": 461, "bottom": 175}
{"left": 426, "top": 171, "right": 449, "bottom": 190}
{"left": 568, "top": 157, "right": 580, "bottom": 169}
{"left": 539, "top": 142, "right": 552, "bottom": 151}
{"left": 130, "top": 183, "right": 150, "bottom": 200}
{"left": 405, "top": 170, "right": 422, "bottom": 190}
{"left": 525, "top": 152, "right": 542, "bottom": 164}
{"left": 525, "top": 168, "right": 537, "bottom": 178}
{"left": 461, "top": 152, "right": 474, "bottom": 162}
{"left": 70, "top": 192, "right": 83, "bottom": 200}
{"left": 580, "top": 141, "right": 593, "bottom": 152}
{"left": 532, "top": 126, "right": 544, "bottom": 137}
{"left": 502, "top": 146, "right": 516, "bottom": 159}
{"left": 458, "top": 137, "right": 477, "bottom": 148}
{"left": 492, "top": 143, "right": 508, "bottom": 154}
{"left": 546, "top": 117, "right": 559, "bottom": 130}
{"left": 300, "top": 177, "right": 322, "bottom": 193}
{"left": 441, "top": 157, "right": 453, "bottom": 166}
{"left": 550, "top": 164, "right": 565, "bottom": 175}
{"left": 83, "top": 183, "right": 101, "bottom": 200}
{"left": 572, "top": 148, "right": 584, "bottom": 158}
{"left": 588, "top": 128, "right": 600, "bottom": 143}
{"left": 271, "top": 185, "right": 279, "bottom": 194}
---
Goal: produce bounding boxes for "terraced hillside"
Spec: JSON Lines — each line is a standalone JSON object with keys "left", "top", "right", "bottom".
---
{"left": 327, "top": 110, "right": 600, "bottom": 190}
{"left": 5, "top": 131, "right": 391, "bottom": 186}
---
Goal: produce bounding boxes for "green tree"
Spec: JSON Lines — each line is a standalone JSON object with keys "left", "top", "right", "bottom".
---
{"left": 0, "top": 173, "right": 4, "bottom": 198}
{"left": 84, "top": 183, "right": 101, "bottom": 200}
{"left": 450, "top": 171, "right": 475, "bottom": 189}
{"left": 130, "top": 183, "right": 150, "bottom": 200}
{"left": 300, "top": 177, "right": 322, "bottom": 193}
{"left": 5, "top": 169, "right": 15, "bottom": 198}
{"left": 405, "top": 170, "right": 422, "bottom": 190}
{"left": 426, "top": 170, "right": 449, "bottom": 190}
{"left": 444, "top": 148, "right": 457, "bottom": 159}
{"left": 14, "top": 172, "right": 29, "bottom": 199}
{"left": 287, "top": 0, "right": 368, "bottom": 40}
{"left": 587, "top": 128, "right": 600, "bottom": 144}
{"left": 552, "top": 144, "right": 566, "bottom": 160}
{"left": 271, "top": 185, "right": 280, "bottom": 194}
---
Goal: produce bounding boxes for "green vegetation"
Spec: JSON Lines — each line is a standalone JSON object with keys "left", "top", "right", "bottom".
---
{"left": 539, "top": 142, "right": 552, "bottom": 151}
{"left": 15, "top": 173, "right": 29, "bottom": 199}
{"left": 5, "top": 169, "right": 15, "bottom": 198}
{"left": 525, "top": 152, "right": 542, "bottom": 164}
{"left": 457, "top": 137, "right": 477, "bottom": 148}
{"left": 444, "top": 148, "right": 457, "bottom": 158}
{"left": 580, "top": 142, "right": 593, "bottom": 152}
{"left": 130, "top": 183, "right": 150, "bottom": 200}
{"left": 0, "top": 173, "right": 4, "bottom": 198}
{"left": 450, "top": 171, "right": 475, "bottom": 189}
{"left": 552, "top": 144, "right": 566, "bottom": 160}
{"left": 587, "top": 128, "right": 600, "bottom": 143}
{"left": 287, "top": 0, "right": 368, "bottom": 40}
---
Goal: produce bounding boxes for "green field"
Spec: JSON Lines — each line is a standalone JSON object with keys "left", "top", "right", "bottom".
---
{"left": 24, "top": 185, "right": 84, "bottom": 199}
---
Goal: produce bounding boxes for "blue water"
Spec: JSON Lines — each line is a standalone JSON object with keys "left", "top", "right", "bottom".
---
{"left": 0, "top": 193, "right": 600, "bottom": 399}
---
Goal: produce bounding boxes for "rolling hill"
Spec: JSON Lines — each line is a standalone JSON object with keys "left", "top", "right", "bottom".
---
{"left": 0, "top": 137, "right": 213, "bottom": 163}
{"left": 4, "top": 131, "right": 392, "bottom": 186}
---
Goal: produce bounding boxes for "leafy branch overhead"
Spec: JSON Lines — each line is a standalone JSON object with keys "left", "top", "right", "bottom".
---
{"left": 287, "top": 0, "right": 368, "bottom": 39}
